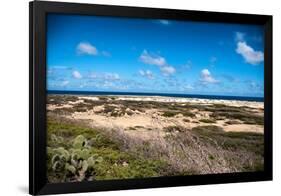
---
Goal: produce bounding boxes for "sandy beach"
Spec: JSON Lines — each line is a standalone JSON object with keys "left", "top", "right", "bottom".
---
{"left": 48, "top": 95, "right": 264, "bottom": 134}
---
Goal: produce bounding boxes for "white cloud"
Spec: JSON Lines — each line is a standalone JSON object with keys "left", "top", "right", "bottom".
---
{"left": 160, "top": 66, "right": 176, "bottom": 76}
{"left": 250, "top": 81, "right": 257, "bottom": 88}
{"left": 234, "top": 32, "right": 264, "bottom": 65}
{"left": 76, "top": 42, "right": 98, "bottom": 55}
{"left": 158, "top": 20, "right": 170, "bottom": 25}
{"left": 139, "top": 70, "right": 145, "bottom": 75}
{"left": 72, "top": 70, "right": 82, "bottom": 79}
{"left": 47, "top": 69, "right": 54, "bottom": 75}
{"left": 235, "top": 32, "right": 245, "bottom": 42}
{"left": 236, "top": 41, "right": 264, "bottom": 65}
{"left": 89, "top": 72, "right": 120, "bottom": 81}
{"left": 139, "top": 70, "right": 154, "bottom": 79}
{"left": 102, "top": 81, "right": 114, "bottom": 88}
{"left": 61, "top": 81, "right": 69, "bottom": 87}
{"left": 89, "top": 72, "right": 98, "bottom": 79}
{"left": 104, "top": 73, "right": 120, "bottom": 81}
{"left": 47, "top": 66, "right": 72, "bottom": 76}
{"left": 200, "top": 69, "right": 219, "bottom": 84}
{"left": 247, "top": 81, "right": 263, "bottom": 94}
{"left": 139, "top": 50, "right": 176, "bottom": 76}
{"left": 139, "top": 50, "right": 166, "bottom": 66}
{"left": 52, "top": 66, "right": 68, "bottom": 69}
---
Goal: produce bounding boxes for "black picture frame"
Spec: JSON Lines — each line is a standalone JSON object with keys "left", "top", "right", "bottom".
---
{"left": 29, "top": 1, "right": 273, "bottom": 195}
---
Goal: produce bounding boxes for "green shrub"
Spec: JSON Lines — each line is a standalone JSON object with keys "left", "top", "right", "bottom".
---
{"left": 225, "top": 120, "right": 241, "bottom": 125}
{"left": 182, "top": 111, "right": 195, "bottom": 117}
{"left": 183, "top": 118, "right": 190, "bottom": 122}
{"left": 199, "top": 119, "right": 216, "bottom": 123}
{"left": 163, "top": 126, "right": 185, "bottom": 133}
{"left": 162, "top": 111, "right": 177, "bottom": 117}
{"left": 47, "top": 119, "right": 170, "bottom": 183}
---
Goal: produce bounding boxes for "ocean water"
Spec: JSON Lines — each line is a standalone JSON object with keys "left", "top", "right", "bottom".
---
{"left": 48, "top": 90, "right": 263, "bottom": 102}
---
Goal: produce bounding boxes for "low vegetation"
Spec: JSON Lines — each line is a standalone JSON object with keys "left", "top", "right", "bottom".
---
{"left": 225, "top": 120, "right": 241, "bottom": 125}
{"left": 163, "top": 125, "right": 185, "bottom": 133}
{"left": 162, "top": 111, "right": 178, "bottom": 117}
{"left": 199, "top": 118, "right": 216, "bottom": 123}
{"left": 164, "top": 125, "right": 264, "bottom": 173}
{"left": 47, "top": 95, "right": 264, "bottom": 180}
{"left": 206, "top": 104, "right": 264, "bottom": 125}
{"left": 48, "top": 96, "right": 262, "bottom": 126}
{"left": 47, "top": 119, "right": 169, "bottom": 183}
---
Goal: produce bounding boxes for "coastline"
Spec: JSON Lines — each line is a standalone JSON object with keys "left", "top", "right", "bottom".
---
{"left": 47, "top": 90, "right": 263, "bottom": 102}
{"left": 77, "top": 95, "right": 264, "bottom": 109}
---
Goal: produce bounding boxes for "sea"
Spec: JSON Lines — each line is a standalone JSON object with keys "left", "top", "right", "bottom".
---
{"left": 47, "top": 90, "right": 263, "bottom": 102}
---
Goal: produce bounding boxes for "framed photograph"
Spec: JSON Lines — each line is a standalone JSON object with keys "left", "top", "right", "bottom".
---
{"left": 29, "top": 1, "right": 272, "bottom": 195}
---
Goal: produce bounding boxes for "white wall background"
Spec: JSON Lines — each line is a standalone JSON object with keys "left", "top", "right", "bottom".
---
{"left": 0, "top": 0, "right": 279, "bottom": 195}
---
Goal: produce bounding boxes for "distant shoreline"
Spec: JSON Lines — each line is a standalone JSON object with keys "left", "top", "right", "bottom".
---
{"left": 47, "top": 90, "right": 264, "bottom": 102}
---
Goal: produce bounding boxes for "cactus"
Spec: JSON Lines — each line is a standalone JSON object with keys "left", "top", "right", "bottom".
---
{"left": 71, "top": 152, "right": 78, "bottom": 161}
{"left": 80, "top": 149, "right": 90, "bottom": 160}
{"left": 87, "top": 138, "right": 95, "bottom": 147}
{"left": 77, "top": 160, "right": 83, "bottom": 169}
{"left": 52, "top": 159, "right": 65, "bottom": 172}
{"left": 51, "top": 154, "right": 60, "bottom": 165}
{"left": 50, "top": 134, "right": 58, "bottom": 142}
{"left": 70, "top": 148, "right": 90, "bottom": 160}
{"left": 51, "top": 135, "right": 64, "bottom": 144}
{"left": 87, "top": 156, "right": 95, "bottom": 168}
{"left": 65, "top": 163, "right": 76, "bottom": 174}
{"left": 96, "top": 156, "right": 103, "bottom": 163}
{"left": 73, "top": 135, "right": 87, "bottom": 149}
{"left": 70, "top": 157, "right": 78, "bottom": 167}
{"left": 81, "top": 160, "right": 88, "bottom": 173}
{"left": 53, "top": 147, "right": 70, "bottom": 161}
{"left": 87, "top": 155, "right": 103, "bottom": 170}
{"left": 52, "top": 161, "right": 59, "bottom": 171}
{"left": 48, "top": 133, "right": 105, "bottom": 182}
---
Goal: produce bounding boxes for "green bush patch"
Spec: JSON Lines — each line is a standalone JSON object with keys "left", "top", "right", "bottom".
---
{"left": 47, "top": 119, "right": 169, "bottom": 183}
{"left": 199, "top": 118, "right": 216, "bottom": 123}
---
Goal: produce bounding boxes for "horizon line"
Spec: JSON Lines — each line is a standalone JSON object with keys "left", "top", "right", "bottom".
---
{"left": 47, "top": 89, "right": 264, "bottom": 99}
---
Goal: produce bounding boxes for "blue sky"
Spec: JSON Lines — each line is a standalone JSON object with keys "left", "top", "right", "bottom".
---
{"left": 47, "top": 14, "right": 264, "bottom": 97}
